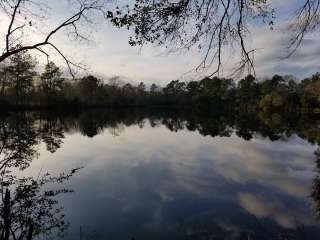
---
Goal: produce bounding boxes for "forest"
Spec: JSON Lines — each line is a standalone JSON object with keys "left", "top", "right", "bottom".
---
{"left": 0, "top": 50, "right": 319, "bottom": 113}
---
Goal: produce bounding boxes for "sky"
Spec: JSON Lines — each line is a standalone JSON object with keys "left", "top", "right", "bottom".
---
{"left": 1, "top": 0, "right": 320, "bottom": 85}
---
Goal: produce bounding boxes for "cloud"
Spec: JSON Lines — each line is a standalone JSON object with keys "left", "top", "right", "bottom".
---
{"left": 252, "top": 26, "right": 320, "bottom": 79}
{"left": 211, "top": 137, "right": 316, "bottom": 198}
{"left": 238, "top": 192, "right": 315, "bottom": 228}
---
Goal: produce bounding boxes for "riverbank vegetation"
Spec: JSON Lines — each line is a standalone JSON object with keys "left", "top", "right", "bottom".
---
{"left": 0, "top": 51, "right": 319, "bottom": 112}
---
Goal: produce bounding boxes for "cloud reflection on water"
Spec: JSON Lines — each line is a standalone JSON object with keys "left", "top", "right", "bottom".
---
{"left": 21, "top": 121, "right": 319, "bottom": 238}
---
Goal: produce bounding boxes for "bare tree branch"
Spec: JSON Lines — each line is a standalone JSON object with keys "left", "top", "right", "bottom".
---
{"left": 0, "top": 0, "right": 110, "bottom": 77}
{"left": 108, "top": 0, "right": 274, "bottom": 77}
{"left": 108, "top": 0, "right": 320, "bottom": 77}
{"left": 287, "top": 0, "right": 320, "bottom": 57}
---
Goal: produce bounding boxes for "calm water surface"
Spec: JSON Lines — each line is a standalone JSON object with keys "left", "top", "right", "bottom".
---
{"left": 2, "top": 110, "right": 320, "bottom": 239}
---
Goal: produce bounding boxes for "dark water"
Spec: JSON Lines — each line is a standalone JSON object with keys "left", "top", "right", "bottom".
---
{"left": 1, "top": 109, "right": 320, "bottom": 240}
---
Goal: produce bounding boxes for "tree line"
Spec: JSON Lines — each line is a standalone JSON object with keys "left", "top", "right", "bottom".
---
{"left": 0, "top": 50, "right": 319, "bottom": 112}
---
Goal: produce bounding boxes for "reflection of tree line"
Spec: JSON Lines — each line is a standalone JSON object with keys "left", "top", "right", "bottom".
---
{"left": 2, "top": 110, "right": 317, "bottom": 143}
{"left": 32, "top": 109, "right": 319, "bottom": 144}
{"left": 312, "top": 149, "right": 320, "bottom": 219}
{"left": 0, "top": 109, "right": 320, "bottom": 239}
{"left": 0, "top": 112, "right": 80, "bottom": 240}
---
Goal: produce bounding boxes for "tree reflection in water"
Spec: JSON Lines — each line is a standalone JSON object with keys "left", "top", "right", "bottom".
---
{"left": 0, "top": 109, "right": 319, "bottom": 239}
{"left": 312, "top": 148, "right": 320, "bottom": 219}
{"left": 0, "top": 112, "right": 80, "bottom": 240}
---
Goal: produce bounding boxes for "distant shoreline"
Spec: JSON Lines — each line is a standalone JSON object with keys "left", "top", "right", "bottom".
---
{"left": 0, "top": 104, "right": 319, "bottom": 115}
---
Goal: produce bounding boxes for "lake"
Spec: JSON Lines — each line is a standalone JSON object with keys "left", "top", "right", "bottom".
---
{"left": 1, "top": 109, "right": 320, "bottom": 239}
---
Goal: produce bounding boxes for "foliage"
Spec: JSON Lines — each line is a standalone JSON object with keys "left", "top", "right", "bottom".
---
{"left": 0, "top": 59, "right": 320, "bottom": 112}
{"left": 108, "top": 0, "right": 320, "bottom": 75}
{"left": 2, "top": 50, "right": 36, "bottom": 105}
{"left": 0, "top": 111, "right": 81, "bottom": 240}
{"left": 40, "top": 62, "right": 64, "bottom": 105}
